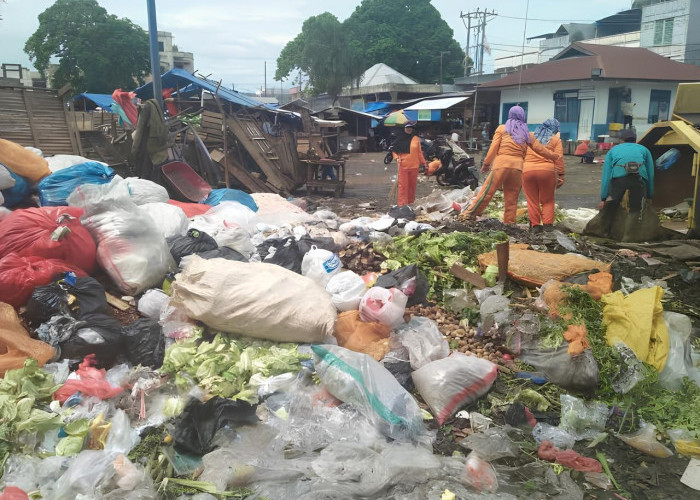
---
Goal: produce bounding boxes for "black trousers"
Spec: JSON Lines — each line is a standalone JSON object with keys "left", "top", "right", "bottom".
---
{"left": 623, "top": 115, "right": 633, "bottom": 128}
{"left": 608, "top": 175, "right": 646, "bottom": 212}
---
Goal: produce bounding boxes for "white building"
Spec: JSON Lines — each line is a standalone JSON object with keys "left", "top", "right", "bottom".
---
{"left": 480, "top": 43, "right": 700, "bottom": 141}
{"left": 157, "top": 31, "right": 194, "bottom": 74}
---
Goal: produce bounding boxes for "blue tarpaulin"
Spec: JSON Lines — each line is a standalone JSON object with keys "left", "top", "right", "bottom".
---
{"left": 72, "top": 93, "right": 117, "bottom": 113}
{"left": 133, "top": 68, "right": 264, "bottom": 109}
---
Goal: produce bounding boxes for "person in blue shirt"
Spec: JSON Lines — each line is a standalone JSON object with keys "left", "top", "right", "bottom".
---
{"left": 598, "top": 129, "right": 654, "bottom": 217}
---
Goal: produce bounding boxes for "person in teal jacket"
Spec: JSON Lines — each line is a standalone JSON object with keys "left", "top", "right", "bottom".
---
{"left": 597, "top": 130, "right": 654, "bottom": 238}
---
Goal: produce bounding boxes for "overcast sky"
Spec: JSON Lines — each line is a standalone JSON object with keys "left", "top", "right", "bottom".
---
{"left": 1, "top": 0, "right": 634, "bottom": 94}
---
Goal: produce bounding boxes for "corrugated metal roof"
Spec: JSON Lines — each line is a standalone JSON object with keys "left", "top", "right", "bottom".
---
{"left": 133, "top": 68, "right": 264, "bottom": 108}
{"left": 480, "top": 42, "right": 700, "bottom": 89}
{"left": 404, "top": 96, "right": 469, "bottom": 110}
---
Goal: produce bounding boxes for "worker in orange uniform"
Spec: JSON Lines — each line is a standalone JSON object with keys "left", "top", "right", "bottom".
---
{"left": 392, "top": 121, "right": 426, "bottom": 205}
{"left": 459, "top": 106, "right": 561, "bottom": 224}
{"left": 523, "top": 118, "right": 565, "bottom": 233}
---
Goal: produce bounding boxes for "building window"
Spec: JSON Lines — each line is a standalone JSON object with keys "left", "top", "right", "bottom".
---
{"left": 553, "top": 91, "right": 580, "bottom": 122}
{"left": 653, "top": 18, "right": 673, "bottom": 46}
{"left": 648, "top": 89, "right": 671, "bottom": 123}
{"left": 158, "top": 41, "right": 165, "bottom": 52}
{"left": 501, "top": 102, "right": 528, "bottom": 123}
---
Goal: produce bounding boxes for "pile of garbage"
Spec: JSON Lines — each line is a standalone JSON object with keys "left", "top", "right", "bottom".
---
{"left": 1, "top": 142, "right": 699, "bottom": 499}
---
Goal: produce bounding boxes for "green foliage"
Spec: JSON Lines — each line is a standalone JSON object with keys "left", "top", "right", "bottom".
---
{"left": 376, "top": 230, "right": 508, "bottom": 303}
{"left": 24, "top": 0, "right": 150, "bottom": 94}
{"left": 344, "top": 0, "right": 467, "bottom": 83}
{"left": 275, "top": 12, "right": 363, "bottom": 101}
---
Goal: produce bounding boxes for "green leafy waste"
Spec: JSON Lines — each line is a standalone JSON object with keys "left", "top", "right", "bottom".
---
{"left": 160, "top": 333, "right": 309, "bottom": 402}
{"left": 376, "top": 230, "right": 508, "bottom": 303}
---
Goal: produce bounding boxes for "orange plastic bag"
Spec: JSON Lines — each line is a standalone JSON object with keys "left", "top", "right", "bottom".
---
{"left": 0, "top": 302, "right": 55, "bottom": 376}
{"left": 426, "top": 159, "right": 441, "bottom": 176}
{"left": 0, "top": 138, "right": 50, "bottom": 183}
{"left": 334, "top": 310, "right": 391, "bottom": 361}
{"left": 541, "top": 272, "right": 613, "bottom": 318}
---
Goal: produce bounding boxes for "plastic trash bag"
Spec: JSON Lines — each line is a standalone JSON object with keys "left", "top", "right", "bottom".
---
{"left": 617, "top": 420, "right": 673, "bottom": 458}
{"left": 301, "top": 246, "right": 342, "bottom": 287}
{"left": 26, "top": 276, "right": 108, "bottom": 326}
{"left": 104, "top": 409, "right": 140, "bottom": 454}
{"left": 359, "top": 287, "right": 408, "bottom": 329}
{"left": 334, "top": 310, "right": 391, "bottom": 360}
{"left": 460, "top": 426, "right": 520, "bottom": 461}
{"left": 122, "top": 318, "right": 165, "bottom": 368}
{"left": 171, "top": 256, "right": 336, "bottom": 342}
{"left": 532, "top": 423, "right": 576, "bottom": 450}
{"left": 559, "top": 394, "right": 608, "bottom": 441}
{"left": 173, "top": 396, "right": 259, "bottom": 456}
{"left": 202, "top": 188, "right": 258, "bottom": 211}
{"left": 38, "top": 162, "right": 114, "bottom": 206}
{"left": 139, "top": 202, "right": 188, "bottom": 239}
{"left": 258, "top": 237, "right": 303, "bottom": 274}
{"left": 0, "top": 303, "right": 55, "bottom": 376}
{"left": 0, "top": 170, "right": 29, "bottom": 208}
{"left": 53, "top": 354, "right": 123, "bottom": 404}
{"left": 168, "top": 228, "right": 218, "bottom": 265}
{"left": 0, "top": 254, "right": 86, "bottom": 309}
{"left": 326, "top": 271, "right": 367, "bottom": 312}
{"left": 375, "top": 264, "right": 429, "bottom": 307}
{"left": 412, "top": 353, "right": 498, "bottom": 425}
{"left": 656, "top": 148, "right": 680, "bottom": 170}
{"left": 312, "top": 344, "right": 426, "bottom": 441}
{"left": 196, "top": 246, "right": 247, "bottom": 262}
{"left": 45, "top": 154, "right": 105, "bottom": 172}
{"left": 395, "top": 317, "right": 449, "bottom": 370}
{"left": 214, "top": 226, "right": 256, "bottom": 259}
{"left": 0, "top": 206, "right": 97, "bottom": 274}
{"left": 122, "top": 177, "right": 169, "bottom": 205}
{"left": 189, "top": 201, "right": 257, "bottom": 234}
{"left": 137, "top": 289, "right": 169, "bottom": 319}
{"left": 0, "top": 164, "right": 16, "bottom": 191}
{"left": 659, "top": 311, "right": 700, "bottom": 390}
{"left": 388, "top": 205, "right": 416, "bottom": 221}
{"left": 519, "top": 345, "right": 599, "bottom": 391}
{"left": 462, "top": 451, "right": 498, "bottom": 492}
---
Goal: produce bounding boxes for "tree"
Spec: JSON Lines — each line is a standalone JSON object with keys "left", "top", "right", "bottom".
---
{"left": 343, "top": 0, "right": 466, "bottom": 84}
{"left": 275, "top": 12, "right": 363, "bottom": 102}
{"left": 24, "top": 0, "right": 151, "bottom": 94}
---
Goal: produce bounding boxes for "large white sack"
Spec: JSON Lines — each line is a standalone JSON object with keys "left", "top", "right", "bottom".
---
{"left": 139, "top": 202, "right": 188, "bottom": 239}
{"left": 189, "top": 201, "right": 257, "bottom": 234}
{"left": 124, "top": 177, "right": 169, "bottom": 205}
{"left": 46, "top": 155, "right": 106, "bottom": 173}
{"left": 171, "top": 256, "right": 336, "bottom": 342}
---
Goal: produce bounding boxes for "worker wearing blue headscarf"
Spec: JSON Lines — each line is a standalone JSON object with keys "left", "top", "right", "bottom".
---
{"left": 523, "top": 118, "right": 565, "bottom": 232}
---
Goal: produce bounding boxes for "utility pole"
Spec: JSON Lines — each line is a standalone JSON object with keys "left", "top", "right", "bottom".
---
{"left": 460, "top": 9, "right": 497, "bottom": 76}
{"left": 264, "top": 61, "right": 267, "bottom": 97}
{"left": 146, "top": 0, "right": 163, "bottom": 107}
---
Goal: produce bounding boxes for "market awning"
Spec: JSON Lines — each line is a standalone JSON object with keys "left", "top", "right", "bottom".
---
{"left": 71, "top": 93, "right": 116, "bottom": 112}
{"left": 403, "top": 96, "right": 469, "bottom": 111}
{"left": 312, "top": 117, "right": 346, "bottom": 128}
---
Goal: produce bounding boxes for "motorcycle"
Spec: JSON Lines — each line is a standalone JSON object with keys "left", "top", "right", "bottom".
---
{"left": 384, "top": 137, "right": 434, "bottom": 165}
{"left": 432, "top": 141, "right": 479, "bottom": 190}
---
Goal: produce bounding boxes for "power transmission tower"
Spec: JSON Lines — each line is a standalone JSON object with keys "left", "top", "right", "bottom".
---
{"left": 460, "top": 8, "right": 497, "bottom": 76}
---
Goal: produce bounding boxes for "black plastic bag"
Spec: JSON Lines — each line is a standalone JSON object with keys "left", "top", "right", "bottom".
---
{"left": 168, "top": 229, "right": 218, "bottom": 264}
{"left": 388, "top": 205, "right": 416, "bottom": 221}
{"left": 26, "top": 277, "right": 109, "bottom": 327}
{"left": 58, "top": 312, "right": 125, "bottom": 366}
{"left": 297, "top": 235, "right": 338, "bottom": 254}
{"left": 173, "top": 397, "right": 259, "bottom": 455}
{"left": 383, "top": 359, "right": 414, "bottom": 392}
{"left": 375, "top": 264, "right": 429, "bottom": 307}
{"left": 257, "top": 237, "right": 303, "bottom": 274}
{"left": 122, "top": 318, "right": 165, "bottom": 368}
{"left": 197, "top": 246, "right": 247, "bottom": 262}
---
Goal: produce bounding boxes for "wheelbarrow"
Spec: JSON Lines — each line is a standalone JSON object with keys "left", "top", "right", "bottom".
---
{"left": 160, "top": 161, "right": 212, "bottom": 202}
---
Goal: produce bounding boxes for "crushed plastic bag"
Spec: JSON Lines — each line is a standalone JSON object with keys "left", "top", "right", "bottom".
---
{"left": 312, "top": 344, "right": 426, "bottom": 440}
{"left": 122, "top": 177, "right": 169, "bottom": 205}
{"left": 375, "top": 264, "right": 429, "bottom": 307}
{"left": 659, "top": 311, "right": 700, "bottom": 390}
{"left": 301, "top": 246, "right": 342, "bottom": 287}
{"left": 395, "top": 317, "right": 449, "bottom": 370}
{"left": 139, "top": 202, "right": 188, "bottom": 239}
{"left": 334, "top": 310, "right": 391, "bottom": 360}
{"left": 258, "top": 237, "right": 303, "bottom": 274}
{"left": 122, "top": 318, "right": 165, "bottom": 368}
{"left": 559, "top": 394, "right": 608, "bottom": 441}
{"left": 326, "top": 271, "right": 367, "bottom": 312}
{"left": 460, "top": 426, "right": 520, "bottom": 461}
{"left": 519, "top": 345, "right": 599, "bottom": 391}
{"left": 532, "top": 423, "right": 576, "bottom": 450}
{"left": 0, "top": 170, "right": 29, "bottom": 208}
{"left": 538, "top": 440, "right": 602, "bottom": 472}
{"left": 617, "top": 421, "right": 673, "bottom": 458}
{"left": 190, "top": 201, "right": 257, "bottom": 234}
{"left": 168, "top": 228, "right": 218, "bottom": 265}
{"left": 213, "top": 226, "right": 256, "bottom": 259}
{"left": 461, "top": 451, "right": 498, "bottom": 492}
{"left": 202, "top": 188, "right": 258, "bottom": 211}
{"left": 667, "top": 429, "right": 700, "bottom": 458}
{"left": 137, "top": 289, "right": 169, "bottom": 319}
{"left": 38, "top": 162, "right": 114, "bottom": 206}
{"left": 53, "top": 354, "right": 123, "bottom": 404}
{"left": 359, "top": 287, "right": 408, "bottom": 329}
{"left": 412, "top": 353, "right": 498, "bottom": 425}
{"left": 170, "top": 256, "right": 336, "bottom": 343}
{"left": 0, "top": 303, "right": 55, "bottom": 376}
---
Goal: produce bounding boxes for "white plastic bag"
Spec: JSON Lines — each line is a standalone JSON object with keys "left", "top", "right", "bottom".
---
{"left": 301, "top": 246, "right": 342, "bottom": 287}
{"left": 396, "top": 317, "right": 449, "bottom": 369}
{"left": 359, "top": 287, "right": 408, "bottom": 328}
{"left": 214, "top": 226, "right": 256, "bottom": 259}
{"left": 123, "top": 177, "right": 169, "bottom": 205}
{"left": 171, "top": 256, "right": 336, "bottom": 342}
{"left": 659, "top": 311, "right": 700, "bottom": 390}
{"left": 137, "top": 289, "right": 170, "bottom": 318}
{"left": 0, "top": 164, "right": 16, "bottom": 190}
{"left": 326, "top": 271, "right": 367, "bottom": 312}
{"left": 312, "top": 344, "right": 426, "bottom": 440}
{"left": 190, "top": 201, "right": 257, "bottom": 234}
{"left": 412, "top": 352, "right": 498, "bottom": 425}
{"left": 105, "top": 409, "right": 140, "bottom": 454}
{"left": 139, "top": 202, "right": 188, "bottom": 239}
{"left": 46, "top": 155, "right": 106, "bottom": 173}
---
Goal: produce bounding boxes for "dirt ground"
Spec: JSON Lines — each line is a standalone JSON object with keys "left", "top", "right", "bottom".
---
{"left": 300, "top": 151, "right": 603, "bottom": 213}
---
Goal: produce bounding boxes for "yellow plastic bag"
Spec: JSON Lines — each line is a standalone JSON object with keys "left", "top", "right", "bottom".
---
{"left": 602, "top": 287, "right": 669, "bottom": 371}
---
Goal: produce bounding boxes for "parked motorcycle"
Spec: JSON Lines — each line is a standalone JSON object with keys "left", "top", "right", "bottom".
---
{"left": 432, "top": 141, "right": 479, "bottom": 190}
{"left": 384, "top": 137, "right": 434, "bottom": 165}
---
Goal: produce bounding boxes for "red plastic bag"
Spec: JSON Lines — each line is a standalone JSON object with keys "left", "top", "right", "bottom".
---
{"left": 0, "top": 206, "right": 96, "bottom": 274}
{"left": 167, "top": 199, "right": 210, "bottom": 217}
{"left": 0, "top": 254, "right": 87, "bottom": 308}
{"left": 53, "top": 354, "right": 123, "bottom": 404}
{"left": 0, "top": 487, "right": 30, "bottom": 500}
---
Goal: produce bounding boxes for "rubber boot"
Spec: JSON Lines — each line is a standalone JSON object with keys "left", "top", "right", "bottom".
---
{"left": 543, "top": 224, "right": 554, "bottom": 232}
{"left": 531, "top": 224, "right": 543, "bottom": 235}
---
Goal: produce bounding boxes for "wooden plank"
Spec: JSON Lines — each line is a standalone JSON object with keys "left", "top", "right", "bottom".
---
{"left": 21, "top": 88, "right": 40, "bottom": 150}
{"left": 450, "top": 263, "right": 488, "bottom": 289}
{"left": 105, "top": 292, "right": 130, "bottom": 311}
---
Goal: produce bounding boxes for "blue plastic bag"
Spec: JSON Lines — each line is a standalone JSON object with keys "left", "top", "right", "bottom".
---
{"left": 0, "top": 170, "right": 30, "bottom": 207}
{"left": 38, "top": 162, "right": 114, "bottom": 206}
{"left": 656, "top": 148, "right": 680, "bottom": 171}
{"left": 202, "top": 188, "right": 258, "bottom": 212}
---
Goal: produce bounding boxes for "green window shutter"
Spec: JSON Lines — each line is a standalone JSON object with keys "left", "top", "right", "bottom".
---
{"left": 654, "top": 19, "right": 663, "bottom": 45}
{"left": 663, "top": 18, "right": 673, "bottom": 45}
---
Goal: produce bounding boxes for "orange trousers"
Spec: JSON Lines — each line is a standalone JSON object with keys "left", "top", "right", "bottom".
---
{"left": 463, "top": 168, "right": 522, "bottom": 223}
{"left": 523, "top": 169, "right": 556, "bottom": 226}
{"left": 397, "top": 167, "right": 419, "bottom": 206}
